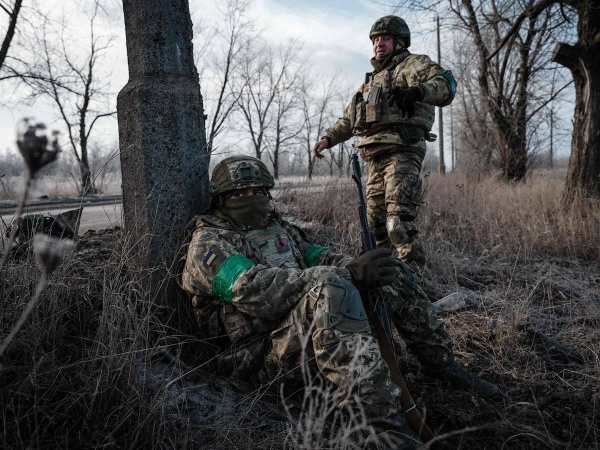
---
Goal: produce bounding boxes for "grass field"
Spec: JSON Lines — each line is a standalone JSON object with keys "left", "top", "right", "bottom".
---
{"left": 1, "top": 171, "right": 599, "bottom": 449}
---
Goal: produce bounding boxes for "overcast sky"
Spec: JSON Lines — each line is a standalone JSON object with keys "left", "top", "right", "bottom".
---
{"left": 0, "top": 0, "right": 573, "bottom": 161}
{"left": 0, "top": 0, "right": 443, "bottom": 152}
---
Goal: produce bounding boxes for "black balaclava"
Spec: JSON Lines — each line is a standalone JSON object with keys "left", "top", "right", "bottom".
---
{"left": 220, "top": 194, "right": 272, "bottom": 229}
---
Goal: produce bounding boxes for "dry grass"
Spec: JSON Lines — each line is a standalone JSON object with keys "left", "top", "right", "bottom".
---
{"left": 1, "top": 170, "right": 599, "bottom": 449}
{"left": 0, "top": 228, "right": 289, "bottom": 448}
{"left": 277, "top": 171, "right": 600, "bottom": 449}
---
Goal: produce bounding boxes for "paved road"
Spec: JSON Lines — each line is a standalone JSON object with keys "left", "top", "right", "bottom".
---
{"left": 0, "top": 180, "right": 347, "bottom": 237}
{"left": 1, "top": 203, "right": 122, "bottom": 235}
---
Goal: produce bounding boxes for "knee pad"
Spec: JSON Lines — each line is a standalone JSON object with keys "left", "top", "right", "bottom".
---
{"left": 386, "top": 216, "right": 418, "bottom": 246}
{"left": 308, "top": 274, "right": 369, "bottom": 333}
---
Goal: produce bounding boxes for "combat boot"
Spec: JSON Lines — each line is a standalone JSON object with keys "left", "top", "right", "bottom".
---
{"left": 428, "top": 359, "right": 502, "bottom": 399}
{"left": 369, "top": 411, "right": 423, "bottom": 450}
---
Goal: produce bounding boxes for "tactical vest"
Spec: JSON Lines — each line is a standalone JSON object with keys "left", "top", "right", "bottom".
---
{"left": 350, "top": 60, "right": 435, "bottom": 141}
{"left": 218, "top": 223, "right": 304, "bottom": 346}
{"left": 243, "top": 224, "right": 304, "bottom": 269}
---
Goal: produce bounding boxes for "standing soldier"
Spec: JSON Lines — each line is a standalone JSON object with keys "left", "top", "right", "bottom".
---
{"left": 313, "top": 16, "right": 456, "bottom": 264}
{"left": 181, "top": 156, "right": 499, "bottom": 448}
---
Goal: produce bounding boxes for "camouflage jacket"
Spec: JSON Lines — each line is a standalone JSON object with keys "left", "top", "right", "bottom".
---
{"left": 321, "top": 50, "right": 456, "bottom": 158}
{"left": 181, "top": 211, "right": 353, "bottom": 348}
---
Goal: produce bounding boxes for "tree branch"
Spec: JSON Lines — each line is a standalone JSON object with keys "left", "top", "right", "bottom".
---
{"left": 486, "top": 0, "right": 557, "bottom": 61}
{"left": 0, "top": 0, "right": 23, "bottom": 71}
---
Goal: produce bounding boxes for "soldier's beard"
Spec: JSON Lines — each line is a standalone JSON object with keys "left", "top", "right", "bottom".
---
{"left": 220, "top": 195, "right": 272, "bottom": 229}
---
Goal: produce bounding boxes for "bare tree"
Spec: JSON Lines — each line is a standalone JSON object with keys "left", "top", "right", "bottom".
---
{"left": 7, "top": 0, "right": 116, "bottom": 194}
{"left": 450, "top": 37, "right": 496, "bottom": 174}
{"left": 193, "top": 0, "right": 256, "bottom": 154}
{"left": 264, "top": 66, "right": 305, "bottom": 179}
{"left": 7, "top": 1, "right": 116, "bottom": 194}
{"left": 299, "top": 73, "right": 345, "bottom": 179}
{"left": 324, "top": 87, "right": 354, "bottom": 177}
{"left": 550, "top": 1, "right": 600, "bottom": 204}
{"left": 57, "top": 142, "right": 120, "bottom": 194}
{"left": 236, "top": 39, "right": 302, "bottom": 164}
{"left": 0, "top": 0, "right": 22, "bottom": 72}
{"left": 448, "top": 0, "right": 573, "bottom": 182}
{"left": 479, "top": 0, "right": 599, "bottom": 203}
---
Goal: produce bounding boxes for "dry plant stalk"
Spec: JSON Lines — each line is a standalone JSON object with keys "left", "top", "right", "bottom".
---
{"left": 0, "top": 234, "right": 74, "bottom": 366}
{"left": 0, "top": 118, "right": 59, "bottom": 272}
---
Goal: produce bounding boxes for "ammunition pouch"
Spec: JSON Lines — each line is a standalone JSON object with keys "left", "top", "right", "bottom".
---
{"left": 308, "top": 273, "right": 368, "bottom": 333}
{"left": 350, "top": 91, "right": 365, "bottom": 130}
{"left": 394, "top": 125, "right": 425, "bottom": 145}
{"left": 219, "top": 304, "right": 276, "bottom": 344}
{"left": 220, "top": 304, "right": 253, "bottom": 343}
{"left": 352, "top": 97, "right": 429, "bottom": 143}
{"left": 366, "top": 85, "right": 382, "bottom": 123}
{"left": 352, "top": 66, "right": 435, "bottom": 139}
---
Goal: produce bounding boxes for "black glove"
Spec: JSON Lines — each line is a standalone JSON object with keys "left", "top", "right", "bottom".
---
{"left": 387, "top": 86, "right": 423, "bottom": 118}
{"left": 346, "top": 248, "right": 400, "bottom": 291}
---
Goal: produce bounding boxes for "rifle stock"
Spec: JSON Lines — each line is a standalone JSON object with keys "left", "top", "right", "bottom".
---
{"left": 350, "top": 153, "right": 442, "bottom": 449}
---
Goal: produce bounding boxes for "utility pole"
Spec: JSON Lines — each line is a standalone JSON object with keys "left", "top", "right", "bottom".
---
{"left": 436, "top": 15, "right": 445, "bottom": 175}
{"left": 451, "top": 103, "right": 455, "bottom": 172}
{"left": 549, "top": 109, "right": 554, "bottom": 169}
{"left": 117, "top": 0, "right": 209, "bottom": 299}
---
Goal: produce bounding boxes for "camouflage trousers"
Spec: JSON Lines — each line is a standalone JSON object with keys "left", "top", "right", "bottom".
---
{"left": 365, "top": 150, "right": 424, "bottom": 262}
{"left": 259, "top": 269, "right": 453, "bottom": 420}
{"left": 384, "top": 262, "right": 453, "bottom": 368}
{"left": 261, "top": 273, "right": 400, "bottom": 421}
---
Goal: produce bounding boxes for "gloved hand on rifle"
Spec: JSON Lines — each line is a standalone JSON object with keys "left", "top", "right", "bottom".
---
{"left": 346, "top": 248, "right": 400, "bottom": 292}
{"left": 387, "top": 86, "right": 423, "bottom": 118}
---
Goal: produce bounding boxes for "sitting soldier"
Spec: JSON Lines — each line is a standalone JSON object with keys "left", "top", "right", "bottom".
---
{"left": 181, "top": 155, "right": 500, "bottom": 447}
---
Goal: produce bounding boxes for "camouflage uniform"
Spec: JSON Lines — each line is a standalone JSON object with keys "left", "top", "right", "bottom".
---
{"left": 321, "top": 18, "right": 456, "bottom": 261}
{"left": 181, "top": 209, "right": 453, "bottom": 420}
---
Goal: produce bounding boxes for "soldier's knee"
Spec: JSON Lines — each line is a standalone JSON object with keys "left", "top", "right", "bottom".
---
{"left": 309, "top": 273, "right": 368, "bottom": 333}
{"left": 386, "top": 216, "right": 418, "bottom": 246}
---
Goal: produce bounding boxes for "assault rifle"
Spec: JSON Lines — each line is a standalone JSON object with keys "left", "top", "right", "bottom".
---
{"left": 351, "top": 153, "right": 440, "bottom": 448}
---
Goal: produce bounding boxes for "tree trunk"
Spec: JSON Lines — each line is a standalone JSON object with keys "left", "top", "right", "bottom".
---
{"left": 0, "top": 0, "right": 22, "bottom": 71}
{"left": 273, "top": 147, "right": 279, "bottom": 179}
{"left": 78, "top": 134, "right": 97, "bottom": 194}
{"left": 496, "top": 132, "right": 528, "bottom": 182}
{"left": 79, "top": 161, "right": 96, "bottom": 196}
{"left": 554, "top": 2, "right": 600, "bottom": 204}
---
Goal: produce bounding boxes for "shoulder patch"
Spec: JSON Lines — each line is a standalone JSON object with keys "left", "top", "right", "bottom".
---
{"left": 202, "top": 249, "right": 227, "bottom": 268}
{"left": 203, "top": 251, "right": 217, "bottom": 265}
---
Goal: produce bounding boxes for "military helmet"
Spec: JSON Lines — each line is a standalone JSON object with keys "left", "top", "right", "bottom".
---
{"left": 369, "top": 15, "right": 411, "bottom": 48}
{"left": 210, "top": 155, "right": 275, "bottom": 197}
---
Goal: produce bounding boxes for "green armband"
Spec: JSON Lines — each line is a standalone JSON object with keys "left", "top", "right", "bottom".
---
{"left": 435, "top": 70, "right": 456, "bottom": 105}
{"left": 303, "top": 244, "right": 327, "bottom": 267}
{"left": 212, "top": 254, "right": 255, "bottom": 302}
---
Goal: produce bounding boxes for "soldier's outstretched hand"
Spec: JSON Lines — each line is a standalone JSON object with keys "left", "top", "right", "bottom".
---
{"left": 312, "top": 138, "right": 330, "bottom": 159}
{"left": 346, "top": 248, "right": 401, "bottom": 291}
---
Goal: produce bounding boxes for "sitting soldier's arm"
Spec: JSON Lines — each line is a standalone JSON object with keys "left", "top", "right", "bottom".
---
{"left": 183, "top": 227, "right": 351, "bottom": 321}
{"left": 284, "top": 222, "right": 354, "bottom": 268}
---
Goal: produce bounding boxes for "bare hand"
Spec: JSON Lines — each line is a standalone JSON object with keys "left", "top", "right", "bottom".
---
{"left": 312, "top": 138, "right": 330, "bottom": 159}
